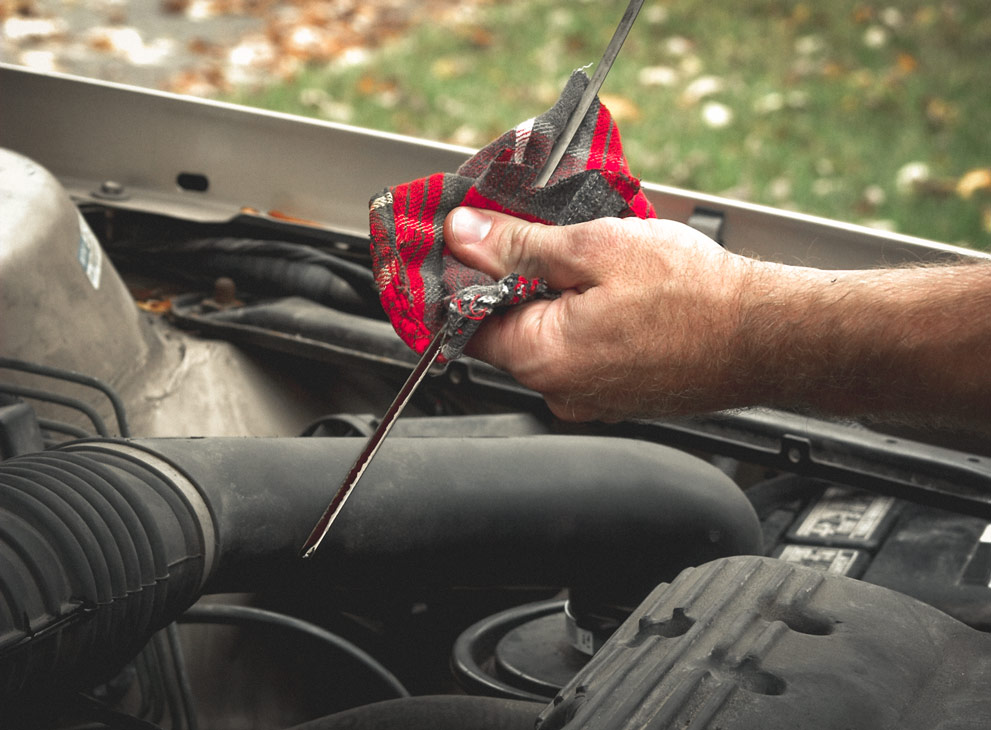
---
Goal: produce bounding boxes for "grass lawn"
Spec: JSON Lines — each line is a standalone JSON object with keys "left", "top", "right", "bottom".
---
{"left": 228, "top": 0, "right": 991, "bottom": 250}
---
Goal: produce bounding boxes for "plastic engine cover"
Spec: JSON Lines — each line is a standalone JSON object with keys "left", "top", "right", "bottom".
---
{"left": 0, "top": 148, "right": 149, "bottom": 385}
{"left": 539, "top": 555, "right": 991, "bottom": 729}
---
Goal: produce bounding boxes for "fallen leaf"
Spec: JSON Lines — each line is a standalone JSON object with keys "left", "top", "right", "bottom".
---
{"left": 431, "top": 56, "right": 465, "bottom": 80}
{"left": 956, "top": 169, "right": 991, "bottom": 199}
{"left": 599, "top": 93, "right": 640, "bottom": 121}
{"left": 852, "top": 6, "right": 874, "bottom": 24}
{"left": 850, "top": 69, "right": 874, "bottom": 88}
{"left": 895, "top": 52, "right": 917, "bottom": 74}
{"left": 924, "top": 96, "right": 957, "bottom": 131}
{"left": 913, "top": 7, "right": 937, "bottom": 27}
{"left": 188, "top": 37, "right": 218, "bottom": 55}
{"left": 457, "top": 24, "right": 492, "bottom": 48}
{"left": 822, "top": 61, "right": 845, "bottom": 78}
{"left": 137, "top": 299, "right": 173, "bottom": 314}
{"left": 267, "top": 209, "right": 322, "bottom": 227}
{"left": 356, "top": 73, "right": 381, "bottom": 95}
{"left": 160, "top": 0, "right": 188, "bottom": 15}
{"left": 791, "top": 4, "right": 811, "bottom": 24}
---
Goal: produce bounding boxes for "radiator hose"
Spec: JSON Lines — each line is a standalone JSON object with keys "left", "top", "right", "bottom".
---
{"left": 0, "top": 435, "right": 761, "bottom": 716}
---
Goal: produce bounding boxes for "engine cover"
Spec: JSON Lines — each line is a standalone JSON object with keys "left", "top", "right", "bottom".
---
{"left": 539, "top": 555, "right": 991, "bottom": 729}
{"left": 0, "top": 148, "right": 149, "bottom": 384}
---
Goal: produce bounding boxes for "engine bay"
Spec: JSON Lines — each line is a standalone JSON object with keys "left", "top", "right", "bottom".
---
{"left": 3, "top": 65, "right": 991, "bottom": 729}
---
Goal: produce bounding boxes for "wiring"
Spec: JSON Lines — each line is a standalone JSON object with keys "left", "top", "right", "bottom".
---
{"left": 178, "top": 604, "right": 410, "bottom": 700}
{"left": 0, "top": 382, "right": 110, "bottom": 437}
{"left": 164, "top": 624, "right": 199, "bottom": 730}
{"left": 0, "top": 357, "right": 131, "bottom": 436}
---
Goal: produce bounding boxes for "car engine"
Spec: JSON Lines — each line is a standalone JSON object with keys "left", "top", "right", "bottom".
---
{"left": 2, "top": 65, "right": 991, "bottom": 729}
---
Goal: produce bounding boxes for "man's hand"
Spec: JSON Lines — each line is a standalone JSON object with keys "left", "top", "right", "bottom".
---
{"left": 444, "top": 207, "right": 991, "bottom": 428}
{"left": 444, "top": 207, "right": 759, "bottom": 421}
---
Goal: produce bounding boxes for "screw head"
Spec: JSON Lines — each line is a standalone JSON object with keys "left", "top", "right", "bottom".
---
{"left": 93, "top": 180, "right": 129, "bottom": 200}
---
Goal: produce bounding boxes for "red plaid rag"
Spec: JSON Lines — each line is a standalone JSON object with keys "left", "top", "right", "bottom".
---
{"left": 369, "top": 71, "right": 656, "bottom": 362}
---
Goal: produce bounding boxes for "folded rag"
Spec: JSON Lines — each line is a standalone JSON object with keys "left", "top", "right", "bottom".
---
{"left": 369, "top": 70, "right": 656, "bottom": 362}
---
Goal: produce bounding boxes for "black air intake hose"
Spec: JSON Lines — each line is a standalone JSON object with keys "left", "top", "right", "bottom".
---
{"left": 0, "top": 443, "right": 212, "bottom": 715}
{"left": 133, "top": 436, "right": 762, "bottom": 596}
{"left": 0, "top": 436, "right": 761, "bottom": 711}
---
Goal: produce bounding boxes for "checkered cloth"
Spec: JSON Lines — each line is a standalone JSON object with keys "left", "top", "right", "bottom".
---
{"left": 369, "top": 70, "right": 656, "bottom": 361}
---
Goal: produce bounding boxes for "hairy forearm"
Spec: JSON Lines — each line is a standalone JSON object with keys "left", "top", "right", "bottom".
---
{"left": 731, "top": 260, "right": 991, "bottom": 426}
{"left": 444, "top": 208, "right": 991, "bottom": 429}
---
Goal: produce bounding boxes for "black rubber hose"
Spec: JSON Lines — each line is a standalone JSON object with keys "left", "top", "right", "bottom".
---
{"left": 121, "top": 237, "right": 380, "bottom": 315}
{"left": 192, "top": 252, "right": 370, "bottom": 312}
{"left": 178, "top": 603, "right": 409, "bottom": 700}
{"left": 176, "top": 238, "right": 376, "bottom": 295}
{"left": 0, "top": 445, "right": 211, "bottom": 721}
{"left": 125, "top": 436, "right": 762, "bottom": 600}
{"left": 284, "top": 695, "right": 544, "bottom": 730}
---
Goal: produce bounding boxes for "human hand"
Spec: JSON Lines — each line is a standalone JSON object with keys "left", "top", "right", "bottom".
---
{"left": 443, "top": 207, "right": 763, "bottom": 421}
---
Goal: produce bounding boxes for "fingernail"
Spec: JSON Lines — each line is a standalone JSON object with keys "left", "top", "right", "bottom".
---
{"left": 451, "top": 207, "right": 492, "bottom": 245}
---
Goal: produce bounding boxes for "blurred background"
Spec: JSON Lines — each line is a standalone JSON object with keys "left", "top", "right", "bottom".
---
{"left": 3, "top": 0, "right": 989, "bottom": 249}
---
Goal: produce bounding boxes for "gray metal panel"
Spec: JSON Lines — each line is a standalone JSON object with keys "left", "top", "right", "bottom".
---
{"left": 640, "top": 182, "right": 985, "bottom": 269}
{"left": 0, "top": 64, "right": 473, "bottom": 239}
{"left": 2, "top": 63, "right": 984, "bottom": 267}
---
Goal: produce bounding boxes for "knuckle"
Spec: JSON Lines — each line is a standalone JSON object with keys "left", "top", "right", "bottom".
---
{"left": 569, "top": 217, "right": 631, "bottom": 269}
{"left": 498, "top": 220, "right": 547, "bottom": 275}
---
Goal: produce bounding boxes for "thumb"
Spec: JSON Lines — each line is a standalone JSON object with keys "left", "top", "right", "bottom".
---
{"left": 443, "top": 207, "right": 595, "bottom": 290}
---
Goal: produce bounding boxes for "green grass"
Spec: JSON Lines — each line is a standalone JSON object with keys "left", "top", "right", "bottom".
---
{"left": 228, "top": 0, "right": 991, "bottom": 249}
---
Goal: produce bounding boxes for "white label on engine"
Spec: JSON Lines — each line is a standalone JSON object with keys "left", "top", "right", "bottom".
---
{"left": 778, "top": 545, "right": 860, "bottom": 576}
{"left": 573, "top": 625, "right": 596, "bottom": 655}
{"left": 793, "top": 487, "right": 894, "bottom": 541}
{"left": 76, "top": 211, "right": 102, "bottom": 289}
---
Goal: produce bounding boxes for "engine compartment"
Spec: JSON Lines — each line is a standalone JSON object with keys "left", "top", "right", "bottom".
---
{"left": 3, "top": 67, "right": 991, "bottom": 728}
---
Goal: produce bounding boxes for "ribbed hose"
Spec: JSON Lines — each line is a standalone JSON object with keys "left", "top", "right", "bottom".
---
{"left": 0, "top": 442, "right": 213, "bottom": 715}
